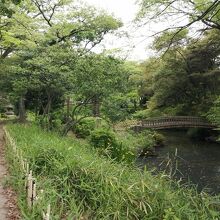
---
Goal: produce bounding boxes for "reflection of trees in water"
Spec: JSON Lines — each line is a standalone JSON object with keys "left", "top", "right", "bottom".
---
{"left": 139, "top": 131, "right": 220, "bottom": 194}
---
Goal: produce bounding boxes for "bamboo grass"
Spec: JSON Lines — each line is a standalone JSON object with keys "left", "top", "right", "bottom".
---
{"left": 5, "top": 124, "right": 220, "bottom": 219}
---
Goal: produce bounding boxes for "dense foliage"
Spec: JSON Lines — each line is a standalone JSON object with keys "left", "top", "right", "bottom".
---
{"left": 135, "top": 30, "right": 220, "bottom": 121}
{"left": 133, "top": 0, "right": 220, "bottom": 126}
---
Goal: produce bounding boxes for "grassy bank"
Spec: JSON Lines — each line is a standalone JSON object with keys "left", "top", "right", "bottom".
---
{"left": 5, "top": 124, "right": 220, "bottom": 219}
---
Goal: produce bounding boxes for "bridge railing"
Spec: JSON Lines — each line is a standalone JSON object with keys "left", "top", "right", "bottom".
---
{"left": 140, "top": 116, "right": 216, "bottom": 129}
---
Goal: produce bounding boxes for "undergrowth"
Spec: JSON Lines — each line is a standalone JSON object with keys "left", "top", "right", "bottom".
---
{"left": 5, "top": 124, "right": 220, "bottom": 219}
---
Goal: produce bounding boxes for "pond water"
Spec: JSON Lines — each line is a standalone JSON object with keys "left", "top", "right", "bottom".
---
{"left": 137, "top": 130, "right": 220, "bottom": 195}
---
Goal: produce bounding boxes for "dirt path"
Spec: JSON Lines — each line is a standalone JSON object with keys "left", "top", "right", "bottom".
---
{"left": 0, "top": 123, "right": 20, "bottom": 219}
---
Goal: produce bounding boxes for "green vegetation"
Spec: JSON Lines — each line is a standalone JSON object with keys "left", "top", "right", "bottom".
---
{"left": 90, "top": 128, "right": 135, "bottom": 163}
{"left": 6, "top": 124, "right": 220, "bottom": 219}
{"left": 134, "top": 1, "right": 220, "bottom": 124}
{"left": 1, "top": 0, "right": 220, "bottom": 128}
{"left": 1, "top": 0, "right": 220, "bottom": 219}
{"left": 74, "top": 117, "right": 110, "bottom": 138}
{"left": 207, "top": 97, "right": 220, "bottom": 127}
{"left": 134, "top": 30, "right": 220, "bottom": 119}
{"left": 69, "top": 117, "right": 161, "bottom": 163}
{"left": 137, "top": 0, "right": 220, "bottom": 32}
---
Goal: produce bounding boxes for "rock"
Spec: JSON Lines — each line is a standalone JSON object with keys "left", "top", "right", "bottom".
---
{"left": 138, "top": 148, "right": 158, "bottom": 158}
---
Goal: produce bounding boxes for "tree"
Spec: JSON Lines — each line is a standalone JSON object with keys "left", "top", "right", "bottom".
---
{"left": 30, "top": 0, "right": 122, "bottom": 49}
{"left": 10, "top": 44, "right": 81, "bottom": 124}
{"left": 206, "top": 96, "right": 220, "bottom": 127}
{"left": 0, "top": 0, "right": 22, "bottom": 17}
{"left": 73, "top": 53, "right": 129, "bottom": 117}
{"left": 0, "top": 0, "right": 123, "bottom": 124}
{"left": 139, "top": 30, "right": 220, "bottom": 117}
{"left": 137, "top": 0, "right": 220, "bottom": 30}
{"left": 101, "top": 61, "right": 142, "bottom": 121}
{"left": 0, "top": 0, "right": 39, "bottom": 60}
{"left": 1, "top": 0, "right": 122, "bottom": 59}
{"left": 136, "top": 0, "right": 220, "bottom": 51}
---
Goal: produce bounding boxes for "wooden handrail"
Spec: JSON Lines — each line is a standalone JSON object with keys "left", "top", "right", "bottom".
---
{"left": 138, "top": 116, "right": 216, "bottom": 129}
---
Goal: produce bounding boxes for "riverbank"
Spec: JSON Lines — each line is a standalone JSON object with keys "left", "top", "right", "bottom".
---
{"left": 5, "top": 123, "right": 220, "bottom": 219}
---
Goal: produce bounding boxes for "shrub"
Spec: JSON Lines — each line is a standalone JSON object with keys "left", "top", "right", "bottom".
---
{"left": 112, "top": 129, "right": 165, "bottom": 160}
{"left": 132, "top": 130, "right": 164, "bottom": 149}
{"left": 101, "top": 94, "right": 138, "bottom": 122}
{"left": 162, "top": 104, "right": 186, "bottom": 116}
{"left": 113, "top": 119, "right": 138, "bottom": 131}
{"left": 90, "top": 129, "right": 116, "bottom": 149}
{"left": 206, "top": 96, "right": 220, "bottom": 127}
{"left": 152, "top": 132, "right": 165, "bottom": 146}
{"left": 133, "top": 109, "right": 162, "bottom": 119}
{"left": 90, "top": 129, "right": 135, "bottom": 163}
{"left": 74, "top": 117, "right": 109, "bottom": 138}
{"left": 74, "top": 117, "right": 96, "bottom": 138}
{"left": 35, "top": 110, "right": 63, "bottom": 131}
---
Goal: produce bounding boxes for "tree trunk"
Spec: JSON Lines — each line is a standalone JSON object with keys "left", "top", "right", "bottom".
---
{"left": 18, "top": 96, "right": 26, "bottom": 123}
{"left": 66, "top": 96, "right": 70, "bottom": 119}
{"left": 92, "top": 95, "right": 100, "bottom": 117}
{"left": 45, "top": 96, "right": 52, "bottom": 130}
{"left": 41, "top": 92, "right": 53, "bottom": 130}
{"left": 133, "top": 100, "right": 137, "bottom": 111}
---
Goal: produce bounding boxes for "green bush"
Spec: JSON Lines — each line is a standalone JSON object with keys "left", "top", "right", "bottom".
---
{"left": 89, "top": 128, "right": 164, "bottom": 163}
{"left": 206, "top": 96, "right": 220, "bottom": 127}
{"left": 121, "top": 131, "right": 154, "bottom": 150}
{"left": 74, "top": 117, "right": 109, "bottom": 138}
{"left": 133, "top": 109, "right": 162, "bottom": 119}
{"left": 132, "top": 130, "right": 164, "bottom": 149}
{"left": 90, "top": 129, "right": 135, "bottom": 163}
{"left": 112, "top": 129, "right": 165, "bottom": 160}
{"left": 152, "top": 132, "right": 165, "bottom": 146}
{"left": 132, "top": 109, "right": 149, "bottom": 119}
{"left": 162, "top": 104, "right": 186, "bottom": 116}
{"left": 90, "top": 128, "right": 116, "bottom": 149}
{"left": 74, "top": 117, "right": 96, "bottom": 138}
{"left": 133, "top": 104, "right": 186, "bottom": 120}
{"left": 35, "top": 110, "right": 63, "bottom": 131}
{"left": 101, "top": 94, "right": 138, "bottom": 122}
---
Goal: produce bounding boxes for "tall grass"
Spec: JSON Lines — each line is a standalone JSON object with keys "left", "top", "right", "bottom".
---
{"left": 5, "top": 124, "right": 220, "bottom": 219}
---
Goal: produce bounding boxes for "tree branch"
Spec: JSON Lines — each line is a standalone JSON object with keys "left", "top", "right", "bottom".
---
{"left": 1, "top": 47, "right": 13, "bottom": 59}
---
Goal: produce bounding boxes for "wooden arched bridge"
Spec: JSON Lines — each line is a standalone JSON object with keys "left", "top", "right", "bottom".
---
{"left": 132, "top": 116, "right": 217, "bottom": 130}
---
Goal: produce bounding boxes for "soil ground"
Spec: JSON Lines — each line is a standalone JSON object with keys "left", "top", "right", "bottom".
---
{"left": 0, "top": 122, "right": 20, "bottom": 219}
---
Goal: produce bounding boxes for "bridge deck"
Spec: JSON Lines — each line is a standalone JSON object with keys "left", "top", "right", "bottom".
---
{"left": 133, "top": 116, "right": 217, "bottom": 130}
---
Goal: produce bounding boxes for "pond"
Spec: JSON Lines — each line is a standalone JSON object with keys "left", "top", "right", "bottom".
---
{"left": 138, "top": 130, "right": 220, "bottom": 195}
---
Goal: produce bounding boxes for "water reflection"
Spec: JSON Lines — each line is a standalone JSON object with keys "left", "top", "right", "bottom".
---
{"left": 138, "top": 130, "right": 220, "bottom": 194}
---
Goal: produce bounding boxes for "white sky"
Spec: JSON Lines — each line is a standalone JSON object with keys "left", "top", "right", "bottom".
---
{"left": 83, "top": 0, "right": 154, "bottom": 61}
{"left": 84, "top": 0, "right": 138, "bottom": 22}
{"left": 83, "top": 0, "right": 198, "bottom": 61}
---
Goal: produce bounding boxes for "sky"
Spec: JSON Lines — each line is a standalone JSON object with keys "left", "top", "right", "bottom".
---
{"left": 84, "top": 0, "right": 138, "bottom": 22}
{"left": 83, "top": 0, "right": 154, "bottom": 61}
{"left": 82, "top": 0, "right": 199, "bottom": 61}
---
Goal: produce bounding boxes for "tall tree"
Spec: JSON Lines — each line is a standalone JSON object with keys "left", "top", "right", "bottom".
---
{"left": 73, "top": 53, "right": 128, "bottom": 117}
{"left": 137, "top": 0, "right": 220, "bottom": 30}
{"left": 136, "top": 0, "right": 220, "bottom": 51}
{"left": 139, "top": 30, "right": 220, "bottom": 116}
{"left": 0, "top": 0, "right": 122, "bottom": 122}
